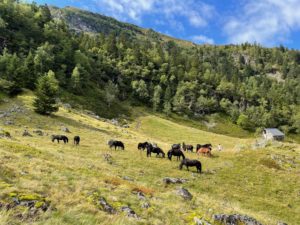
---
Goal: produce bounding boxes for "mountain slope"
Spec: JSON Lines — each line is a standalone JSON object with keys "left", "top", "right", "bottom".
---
{"left": 49, "top": 6, "right": 196, "bottom": 47}
{"left": 0, "top": 92, "right": 299, "bottom": 225}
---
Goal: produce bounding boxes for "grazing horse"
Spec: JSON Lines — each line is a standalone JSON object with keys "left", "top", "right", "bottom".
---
{"left": 179, "top": 159, "right": 202, "bottom": 173}
{"left": 171, "top": 143, "right": 181, "bottom": 150}
{"left": 74, "top": 136, "right": 80, "bottom": 145}
{"left": 182, "top": 142, "right": 193, "bottom": 152}
{"left": 167, "top": 149, "right": 185, "bottom": 161}
{"left": 108, "top": 140, "right": 125, "bottom": 150}
{"left": 51, "top": 135, "right": 68, "bottom": 144}
{"left": 146, "top": 145, "right": 165, "bottom": 158}
{"left": 138, "top": 142, "right": 149, "bottom": 150}
{"left": 196, "top": 143, "right": 212, "bottom": 151}
{"left": 197, "top": 147, "right": 212, "bottom": 157}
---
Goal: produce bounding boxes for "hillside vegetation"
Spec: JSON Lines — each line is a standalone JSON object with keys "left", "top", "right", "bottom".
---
{"left": 0, "top": 1, "right": 299, "bottom": 137}
{"left": 0, "top": 1, "right": 300, "bottom": 224}
{"left": 0, "top": 92, "right": 299, "bottom": 225}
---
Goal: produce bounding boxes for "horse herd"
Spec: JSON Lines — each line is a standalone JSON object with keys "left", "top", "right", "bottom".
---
{"left": 50, "top": 135, "right": 211, "bottom": 173}
{"left": 109, "top": 140, "right": 214, "bottom": 173}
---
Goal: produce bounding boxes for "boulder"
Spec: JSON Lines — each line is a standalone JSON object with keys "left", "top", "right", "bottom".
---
{"left": 141, "top": 202, "right": 151, "bottom": 209}
{"left": 163, "top": 177, "right": 188, "bottom": 184}
{"left": 33, "top": 130, "right": 43, "bottom": 136}
{"left": 122, "top": 176, "right": 134, "bottom": 181}
{"left": 137, "top": 192, "right": 146, "bottom": 201}
{"left": 213, "top": 214, "right": 263, "bottom": 225}
{"left": 111, "top": 119, "right": 119, "bottom": 126}
{"left": 98, "top": 197, "right": 116, "bottom": 214}
{"left": 0, "top": 130, "right": 11, "bottom": 138}
{"left": 61, "top": 127, "right": 71, "bottom": 133}
{"left": 177, "top": 187, "right": 193, "bottom": 200}
{"left": 277, "top": 223, "right": 288, "bottom": 225}
{"left": 4, "top": 120, "right": 14, "bottom": 125}
{"left": 194, "top": 217, "right": 212, "bottom": 225}
{"left": 22, "top": 130, "right": 33, "bottom": 137}
{"left": 121, "top": 206, "right": 139, "bottom": 219}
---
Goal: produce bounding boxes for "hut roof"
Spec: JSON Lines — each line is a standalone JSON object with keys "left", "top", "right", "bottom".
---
{"left": 264, "top": 128, "right": 284, "bottom": 136}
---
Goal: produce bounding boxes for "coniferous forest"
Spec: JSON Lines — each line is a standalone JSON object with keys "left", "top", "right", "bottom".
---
{"left": 0, "top": 1, "right": 300, "bottom": 134}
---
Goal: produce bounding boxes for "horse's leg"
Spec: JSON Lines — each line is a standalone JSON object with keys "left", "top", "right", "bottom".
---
{"left": 186, "top": 165, "right": 189, "bottom": 171}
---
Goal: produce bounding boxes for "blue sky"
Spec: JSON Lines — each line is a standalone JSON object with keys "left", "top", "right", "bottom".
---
{"left": 31, "top": 0, "right": 300, "bottom": 49}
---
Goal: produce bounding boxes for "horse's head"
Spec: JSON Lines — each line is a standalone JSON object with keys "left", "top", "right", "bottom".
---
{"left": 179, "top": 160, "right": 184, "bottom": 170}
{"left": 167, "top": 150, "right": 172, "bottom": 160}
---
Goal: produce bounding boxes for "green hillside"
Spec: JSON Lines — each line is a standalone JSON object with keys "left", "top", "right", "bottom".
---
{"left": 0, "top": 1, "right": 299, "bottom": 138}
{"left": 0, "top": 1, "right": 300, "bottom": 224}
{"left": 0, "top": 92, "right": 299, "bottom": 225}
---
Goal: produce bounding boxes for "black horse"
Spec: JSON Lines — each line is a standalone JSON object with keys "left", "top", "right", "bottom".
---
{"left": 138, "top": 142, "right": 149, "bottom": 150}
{"left": 74, "top": 136, "right": 80, "bottom": 145}
{"left": 182, "top": 142, "right": 193, "bottom": 152}
{"left": 167, "top": 149, "right": 185, "bottom": 161}
{"left": 146, "top": 145, "right": 165, "bottom": 158}
{"left": 172, "top": 143, "right": 181, "bottom": 150}
{"left": 179, "top": 158, "right": 202, "bottom": 173}
{"left": 108, "top": 140, "right": 125, "bottom": 150}
{"left": 51, "top": 135, "right": 68, "bottom": 144}
{"left": 196, "top": 143, "right": 212, "bottom": 151}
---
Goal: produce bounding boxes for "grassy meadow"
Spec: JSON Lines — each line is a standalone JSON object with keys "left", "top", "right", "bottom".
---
{"left": 0, "top": 93, "right": 299, "bottom": 225}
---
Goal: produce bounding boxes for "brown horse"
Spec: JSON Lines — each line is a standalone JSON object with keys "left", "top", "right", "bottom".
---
{"left": 197, "top": 147, "right": 212, "bottom": 157}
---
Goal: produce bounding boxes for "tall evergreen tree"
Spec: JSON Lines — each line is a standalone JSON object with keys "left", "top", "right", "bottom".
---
{"left": 33, "top": 70, "right": 59, "bottom": 115}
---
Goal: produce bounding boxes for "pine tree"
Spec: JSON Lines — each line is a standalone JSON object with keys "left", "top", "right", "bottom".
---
{"left": 33, "top": 70, "right": 59, "bottom": 115}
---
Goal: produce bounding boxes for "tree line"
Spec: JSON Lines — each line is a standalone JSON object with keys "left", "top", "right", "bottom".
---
{"left": 0, "top": 0, "right": 299, "bottom": 134}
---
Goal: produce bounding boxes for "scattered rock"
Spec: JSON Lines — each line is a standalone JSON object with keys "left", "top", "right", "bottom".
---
{"left": 110, "top": 118, "right": 119, "bottom": 126}
{"left": 122, "top": 124, "right": 130, "bottom": 128}
{"left": 2, "top": 193, "right": 51, "bottom": 218}
{"left": 0, "top": 130, "right": 11, "bottom": 138}
{"left": 61, "top": 126, "right": 71, "bottom": 133}
{"left": 141, "top": 202, "right": 151, "bottom": 209}
{"left": 122, "top": 176, "right": 134, "bottom": 181}
{"left": 98, "top": 197, "right": 116, "bottom": 214}
{"left": 213, "top": 214, "right": 263, "bottom": 225}
{"left": 121, "top": 206, "right": 139, "bottom": 219}
{"left": 4, "top": 120, "right": 14, "bottom": 125}
{"left": 194, "top": 217, "right": 212, "bottom": 225}
{"left": 137, "top": 192, "right": 146, "bottom": 201}
{"left": 0, "top": 112, "right": 9, "bottom": 118}
{"left": 33, "top": 130, "right": 43, "bottom": 136}
{"left": 103, "top": 154, "right": 112, "bottom": 163}
{"left": 277, "top": 222, "right": 288, "bottom": 225}
{"left": 163, "top": 177, "right": 188, "bottom": 185}
{"left": 62, "top": 103, "right": 72, "bottom": 109}
{"left": 22, "top": 130, "right": 33, "bottom": 137}
{"left": 177, "top": 187, "right": 193, "bottom": 200}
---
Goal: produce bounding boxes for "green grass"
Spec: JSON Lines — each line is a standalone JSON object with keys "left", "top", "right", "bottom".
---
{"left": 0, "top": 92, "right": 299, "bottom": 225}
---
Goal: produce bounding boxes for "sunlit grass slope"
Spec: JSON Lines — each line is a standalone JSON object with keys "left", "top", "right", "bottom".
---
{"left": 0, "top": 92, "right": 299, "bottom": 225}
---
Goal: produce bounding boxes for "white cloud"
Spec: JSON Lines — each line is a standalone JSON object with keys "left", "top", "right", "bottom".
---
{"left": 191, "top": 35, "right": 214, "bottom": 44}
{"left": 94, "top": 0, "right": 215, "bottom": 29}
{"left": 224, "top": 0, "right": 300, "bottom": 45}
